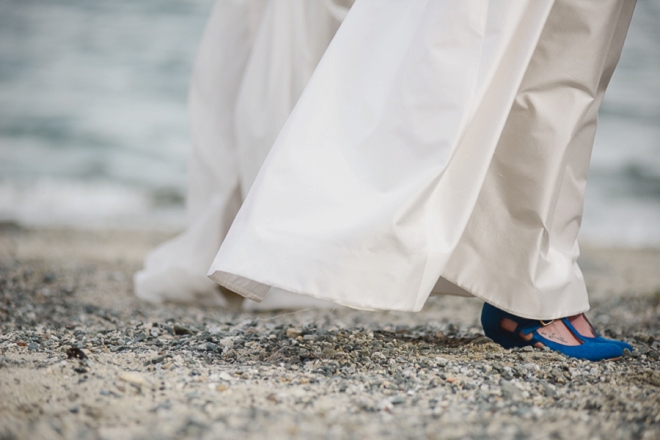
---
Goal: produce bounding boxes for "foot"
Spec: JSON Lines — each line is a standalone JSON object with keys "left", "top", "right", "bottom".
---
{"left": 500, "top": 318, "right": 582, "bottom": 348}
{"left": 567, "top": 314, "right": 596, "bottom": 337}
{"left": 481, "top": 303, "right": 624, "bottom": 361}
{"left": 563, "top": 313, "right": 632, "bottom": 351}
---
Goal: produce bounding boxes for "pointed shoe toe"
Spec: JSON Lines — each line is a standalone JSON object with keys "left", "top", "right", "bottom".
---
{"left": 560, "top": 318, "right": 632, "bottom": 352}
{"left": 541, "top": 338, "right": 623, "bottom": 362}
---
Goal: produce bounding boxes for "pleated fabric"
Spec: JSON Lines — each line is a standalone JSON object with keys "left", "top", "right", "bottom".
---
{"left": 442, "top": 0, "right": 637, "bottom": 319}
{"left": 207, "top": 0, "right": 635, "bottom": 319}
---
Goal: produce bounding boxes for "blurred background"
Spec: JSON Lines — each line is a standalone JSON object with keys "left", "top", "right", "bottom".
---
{"left": 0, "top": 0, "right": 658, "bottom": 246}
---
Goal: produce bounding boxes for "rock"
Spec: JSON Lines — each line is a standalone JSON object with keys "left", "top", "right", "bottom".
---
{"left": 218, "top": 372, "right": 234, "bottom": 382}
{"left": 286, "top": 328, "right": 302, "bottom": 338}
{"left": 119, "top": 372, "right": 151, "bottom": 389}
{"left": 222, "top": 349, "right": 237, "bottom": 359}
{"left": 500, "top": 380, "right": 522, "bottom": 400}
{"left": 540, "top": 382, "right": 556, "bottom": 398}
{"left": 646, "top": 371, "right": 660, "bottom": 387}
{"left": 377, "top": 399, "right": 394, "bottom": 412}
{"left": 219, "top": 338, "right": 234, "bottom": 348}
{"left": 73, "top": 366, "right": 88, "bottom": 374}
{"left": 143, "top": 355, "right": 168, "bottom": 366}
{"left": 173, "top": 325, "right": 193, "bottom": 336}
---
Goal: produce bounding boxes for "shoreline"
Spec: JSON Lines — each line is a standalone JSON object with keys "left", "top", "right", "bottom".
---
{"left": 1, "top": 226, "right": 659, "bottom": 439}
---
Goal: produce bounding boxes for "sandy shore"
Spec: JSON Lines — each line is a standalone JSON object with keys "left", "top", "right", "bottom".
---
{"left": 1, "top": 225, "right": 659, "bottom": 439}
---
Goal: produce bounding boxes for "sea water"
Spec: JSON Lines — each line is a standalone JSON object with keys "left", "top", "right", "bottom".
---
{"left": 1, "top": 0, "right": 659, "bottom": 246}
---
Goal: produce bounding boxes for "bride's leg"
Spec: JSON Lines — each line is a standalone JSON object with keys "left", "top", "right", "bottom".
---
{"left": 477, "top": 1, "right": 636, "bottom": 360}
{"left": 443, "top": 0, "right": 637, "bottom": 320}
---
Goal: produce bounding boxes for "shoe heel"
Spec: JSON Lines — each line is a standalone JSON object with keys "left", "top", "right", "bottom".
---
{"left": 481, "top": 303, "right": 517, "bottom": 349}
{"left": 481, "top": 302, "right": 531, "bottom": 350}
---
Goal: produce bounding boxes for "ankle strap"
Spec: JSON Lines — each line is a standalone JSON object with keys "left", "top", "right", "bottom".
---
{"left": 517, "top": 318, "right": 545, "bottom": 336}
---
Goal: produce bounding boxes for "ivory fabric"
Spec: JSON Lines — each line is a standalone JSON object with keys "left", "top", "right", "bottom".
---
{"left": 442, "top": 0, "right": 637, "bottom": 319}
{"left": 207, "top": 0, "right": 635, "bottom": 319}
{"left": 134, "top": 0, "right": 354, "bottom": 308}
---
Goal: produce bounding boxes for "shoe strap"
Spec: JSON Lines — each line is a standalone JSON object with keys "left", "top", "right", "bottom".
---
{"left": 582, "top": 314, "right": 600, "bottom": 337}
{"left": 560, "top": 317, "right": 590, "bottom": 343}
{"left": 514, "top": 318, "right": 545, "bottom": 336}
{"left": 529, "top": 318, "right": 585, "bottom": 338}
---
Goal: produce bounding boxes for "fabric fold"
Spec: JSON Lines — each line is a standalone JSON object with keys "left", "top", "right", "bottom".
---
{"left": 135, "top": 0, "right": 350, "bottom": 308}
{"left": 209, "top": 0, "right": 558, "bottom": 313}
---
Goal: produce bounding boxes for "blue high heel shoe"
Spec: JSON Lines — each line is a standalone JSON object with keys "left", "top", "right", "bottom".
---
{"left": 481, "top": 303, "right": 623, "bottom": 362}
{"left": 560, "top": 316, "right": 632, "bottom": 352}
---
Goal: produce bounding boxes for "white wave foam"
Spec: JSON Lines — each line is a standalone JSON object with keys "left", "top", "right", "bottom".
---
{"left": 0, "top": 179, "right": 185, "bottom": 230}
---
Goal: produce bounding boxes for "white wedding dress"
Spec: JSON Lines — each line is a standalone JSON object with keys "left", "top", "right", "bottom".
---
{"left": 135, "top": 0, "right": 355, "bottom": 309}
{"left": 136, "top": 0, "right": 635, "bottom": 319}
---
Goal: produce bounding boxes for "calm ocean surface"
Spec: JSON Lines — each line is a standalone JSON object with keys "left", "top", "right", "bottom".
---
{"left": 1, "top": 0, "right": 659, "bottom": 246}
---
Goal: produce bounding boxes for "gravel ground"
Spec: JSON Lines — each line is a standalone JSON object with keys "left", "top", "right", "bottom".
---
{"left": 0, "top": 226, "right": 659, "bottom": 440}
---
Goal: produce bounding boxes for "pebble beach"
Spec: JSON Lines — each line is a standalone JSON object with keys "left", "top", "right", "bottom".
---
{"left": 1, "top": 225, "right": 659, "bottom": 440}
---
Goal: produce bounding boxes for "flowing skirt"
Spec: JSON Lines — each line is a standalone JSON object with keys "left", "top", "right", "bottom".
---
{"left": 135, "top": 0, "right": 354, "bottom": 309}
{"left": 138, "top": 0, "right": 635, "bottom": 319}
